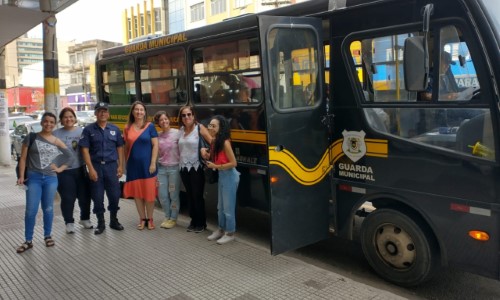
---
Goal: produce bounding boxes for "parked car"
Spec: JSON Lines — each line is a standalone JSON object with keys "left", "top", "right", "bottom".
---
{"left": 75, "top": 110, "right": 96, "bottom": 127}
{"left": 10, "top": 121, "right": 42, "bottom": 161}
{"left": 8, "top": 116, "right": 34, "bottom": 134}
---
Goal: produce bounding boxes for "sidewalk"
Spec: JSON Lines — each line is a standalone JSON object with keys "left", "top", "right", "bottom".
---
{"left": 0, "top": 163, "right": 406, "bottom": 300}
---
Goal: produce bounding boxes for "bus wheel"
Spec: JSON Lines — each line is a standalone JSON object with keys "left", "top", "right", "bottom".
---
{"left": 360, "top": 208, "right": 437, "bottom": 286}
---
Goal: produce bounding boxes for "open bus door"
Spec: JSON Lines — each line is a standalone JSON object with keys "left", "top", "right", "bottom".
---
{"left": 258, "top": 16, "right": 331, "bottom": 254}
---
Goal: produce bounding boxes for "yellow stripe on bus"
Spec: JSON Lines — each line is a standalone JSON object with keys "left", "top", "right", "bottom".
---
{"left": 230, "top": 130, "right": 267, "bottom": 144}
{"left": 269, "top": 139, "right": 388, "bottom": 185}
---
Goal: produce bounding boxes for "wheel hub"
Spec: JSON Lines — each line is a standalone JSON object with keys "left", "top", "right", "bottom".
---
{"left": 375, "top": 224, "right": 416, "bottom": 269}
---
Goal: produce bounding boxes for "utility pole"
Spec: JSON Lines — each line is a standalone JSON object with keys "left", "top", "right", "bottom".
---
{"left": 0, "top": 46, "right": 10, "bottom": 165}
{"left": 81, "top": 62, "right": 87, "bottom": 110}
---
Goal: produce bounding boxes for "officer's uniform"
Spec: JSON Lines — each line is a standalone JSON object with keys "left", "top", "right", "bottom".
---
{"left": 79, "top": 115, "right": 124, "bottom": 215}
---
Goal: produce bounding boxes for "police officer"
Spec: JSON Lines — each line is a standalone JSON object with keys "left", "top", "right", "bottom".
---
{"left": 79, "top": 102, "right": 125, "bottom": 235}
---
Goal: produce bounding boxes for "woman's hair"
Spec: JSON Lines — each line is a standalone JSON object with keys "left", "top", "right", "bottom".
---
{"left": 178, "top": 105, "right": 196, "bottom": 127}
{"left": 127, "top": 101, "right": 148, "bottom": 128}
{"left": 153, "top": 111, "right": 170, "bottom": 126}
{"left": 211, "top": 115, "right": 230, "bottom": 155}
{"left": 41, "top": 112, "right": 57, "bottom": 123}
{"left": 58, "top": 107, "right": 76, "bottom": 124}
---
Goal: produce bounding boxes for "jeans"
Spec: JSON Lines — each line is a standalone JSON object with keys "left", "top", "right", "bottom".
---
{"left": 57, "top": 166, "right": 92, "bottom": 224}
{"left": 24, "top": 170, "right": 58, "bottom": 241}
{"left": 217, "top": 168, "right": 240, "bottom": 233}
{"left": 158, "top": 165, "right": 181, "bottom": 220}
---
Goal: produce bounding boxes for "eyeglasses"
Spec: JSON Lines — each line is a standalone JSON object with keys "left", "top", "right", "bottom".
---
{"left": 181, "top": 113, "right": 192, "bottom": 118}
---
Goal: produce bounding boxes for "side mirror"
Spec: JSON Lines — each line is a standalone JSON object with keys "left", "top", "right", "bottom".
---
{"left": 404, "top": 36, "right": 429, "bottom": 91}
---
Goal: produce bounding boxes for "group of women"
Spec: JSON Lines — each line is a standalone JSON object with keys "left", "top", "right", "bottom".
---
{"left": 123, "top": 102, "right": 240, "bottom": 245}
{"left": 15, "top": 102, "right": 240, "bottom": 254}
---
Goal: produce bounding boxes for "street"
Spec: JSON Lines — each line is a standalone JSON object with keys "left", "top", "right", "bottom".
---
{"left": 228, "top": 205, "right": 500, "bottom": 300}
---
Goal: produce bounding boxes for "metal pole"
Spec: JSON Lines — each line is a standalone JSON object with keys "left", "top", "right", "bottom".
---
{"left": 0, "top": 46, "right": 10, "bottom": 165}
{"left": 42, "top": 15, "right": 60, "bottom": 117}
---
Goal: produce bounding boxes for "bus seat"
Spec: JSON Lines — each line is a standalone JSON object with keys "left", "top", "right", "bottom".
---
{"left": 292, "top": 86, "right": 304, "bottom": 107}
{"left": 212, "top": 88, "right": 230, "bottom": 104}
{"left": 252, "top": 88, "right": 262, "bottom": 102}
{"left": 455, "top": 113, "right": 486, "bottom": 154}
{"left": 364, "top": 108, "right": 389, "bottom": 133}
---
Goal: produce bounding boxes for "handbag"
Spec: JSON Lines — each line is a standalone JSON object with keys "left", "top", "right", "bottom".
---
{"left": 198, "top": 125, "right": 218, "bottom": 184}
{"left": 15, "top": 132, "right": 36, "bottom": 182}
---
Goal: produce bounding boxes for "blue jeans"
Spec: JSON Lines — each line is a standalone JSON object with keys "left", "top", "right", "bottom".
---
{"left": 217, "top": 168, "right": 240, "bottom": 233}
{"left": 24, "top": 170, "right": 58, "bottom": 241}
{"left": 158, "top": 165, "right": 181, "bottom": 220}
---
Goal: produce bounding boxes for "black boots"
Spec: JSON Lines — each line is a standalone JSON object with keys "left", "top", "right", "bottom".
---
{"left": 94, "top": 213, "right": 105, "bottom": 235}
{"left": 109, "top": 212, "right": 124, "bottom": 231}
{"left": 94, "top": 212, "right": 124, "bottom": 234}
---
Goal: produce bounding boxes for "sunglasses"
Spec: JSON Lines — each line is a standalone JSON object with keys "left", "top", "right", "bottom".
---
{"left": 181, "top": 113, "right": 193, "bottom": 118}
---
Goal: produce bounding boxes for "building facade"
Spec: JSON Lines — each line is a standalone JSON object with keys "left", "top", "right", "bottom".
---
{"left": 66, "top": 40, "right": 122, "bottom": 111}
{"left": 124, "top": 0, "right": 302, "bottom": 44}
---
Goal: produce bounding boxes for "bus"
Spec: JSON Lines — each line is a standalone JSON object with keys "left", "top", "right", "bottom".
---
{"left": 95, "top": 0, "right": 500, "bottom": 286}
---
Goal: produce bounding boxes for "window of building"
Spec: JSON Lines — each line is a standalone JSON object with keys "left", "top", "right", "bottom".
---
{"left": 154, "top": 8, "right": 161, "bottom": 32}
{"left": 147, "top": 12, "right": 152, "bottom": 33}
{"left": 134, "top": 16, "right": 139, "bottom": 37}
{"left": 235, "top": 0, "right": 248, "bottom": 8}
{"left": 191, "top": 3, "right": 205, "bottom": 22}
{"left": 128, "top": 18, "right": 132, "bottom": 39}
{"left": 83, "top": 49, "right": 97, "bottom": 65}
{"left": 140, "top": 14, "right": 145, "bottom": 36}
{"left": 211, "top": 0, "right": 226, "bottom": 15}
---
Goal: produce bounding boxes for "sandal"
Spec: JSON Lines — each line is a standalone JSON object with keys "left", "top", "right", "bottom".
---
{"left": 44, "top": 236, "right": 55, "bottom": 247}
{"left": 16, "top": 242, "right": 33, "bottom": 253}
{"left": 137, "top": 219, "right": 147, "bottom": 230}
{"left": 147, "top": 218, "right": 155, "bottom": 230}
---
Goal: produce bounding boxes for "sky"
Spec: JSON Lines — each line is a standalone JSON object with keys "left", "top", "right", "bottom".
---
{"left": 28, "top": 0, "right": 127, "bottom": 43}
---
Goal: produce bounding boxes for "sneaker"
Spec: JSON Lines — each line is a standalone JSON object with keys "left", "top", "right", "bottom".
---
{"left": 164, "top": 220, "right": 176, "bottom": 229}
{"left": 79, "top": 219, "right": 94, "bottom": 229}
{"left": 217, "top": 234, "right": 235, "bottom": 245}
{"left": 65, "top": 223, "right": 75, "bottom": 234}
{"left": 186, "top": 225, "right": 195, "bottom": 232}
{"left": 160, "top": 219, "right": 170, "bottom": 229}
{"left": 207, "top": 230, "right": 224, "bottom": 241}
{"left": 193, "top": 226, "right": 205, "bottom": 233}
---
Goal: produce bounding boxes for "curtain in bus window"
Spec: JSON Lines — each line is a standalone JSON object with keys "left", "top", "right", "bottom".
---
{"left": 267, "top": 27, "right": 319, "bottom": 109}
{"left": 103, "top": 60, "right": 136, "bottom": 105}
{"left": 139, "top": 50, "right": 186, "bottom": 104}
{"left": 192, "top": 38, "right": 261, "bottom": 105}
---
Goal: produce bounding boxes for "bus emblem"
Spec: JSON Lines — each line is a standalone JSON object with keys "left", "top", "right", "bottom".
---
{"left": 342, "top": 130, "right": 366, "bottom": 162}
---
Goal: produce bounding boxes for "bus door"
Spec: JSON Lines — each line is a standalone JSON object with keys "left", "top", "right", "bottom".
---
{"left": 258, "top": 16, "right": 331, "bottom": 254}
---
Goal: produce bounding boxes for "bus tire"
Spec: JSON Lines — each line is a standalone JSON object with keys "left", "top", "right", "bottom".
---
{"left": 360, "top": 208, "right": 437, "bottom": 286}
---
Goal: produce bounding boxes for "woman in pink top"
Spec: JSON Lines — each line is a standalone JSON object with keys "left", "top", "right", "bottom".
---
{"left": 201, "top": 115, "right": 240, "bottom": 244}
{"left": 154, "top": 111, "right": 181, "bottom": 229}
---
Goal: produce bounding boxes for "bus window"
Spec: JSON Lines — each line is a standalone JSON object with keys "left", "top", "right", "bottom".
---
{"left": 350, "top": 26, "right": 494, "bottom": 160}
{"left": 191, "top": 37, "right": 261, "bottom": 105}
{"left": 267, "top": 27, "right": 320, "bottom": 109}
{"left": 352, "top": 34, "right": 419, "bottom": 103}
{"left": 435, "top": 26, "right": 480, "bottom": 101}
{"left": 100, "top": 59, "right": 136, "bottom": 105}
{"left": 139, "top": 49, "right": 186, "bottom": 104}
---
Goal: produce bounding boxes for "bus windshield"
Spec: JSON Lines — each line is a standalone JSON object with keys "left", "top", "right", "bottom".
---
{"left": 480, "top": 0, "right": 500, "bottom": 40}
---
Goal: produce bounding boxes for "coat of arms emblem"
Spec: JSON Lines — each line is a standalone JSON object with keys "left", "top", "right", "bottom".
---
{"left": 342, "top": 130, "right": 366, "bottom": 162}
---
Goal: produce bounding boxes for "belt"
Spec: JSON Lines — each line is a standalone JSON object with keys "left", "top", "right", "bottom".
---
{"left": 93, "top": 160, "right": 116, "bottom": 165}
